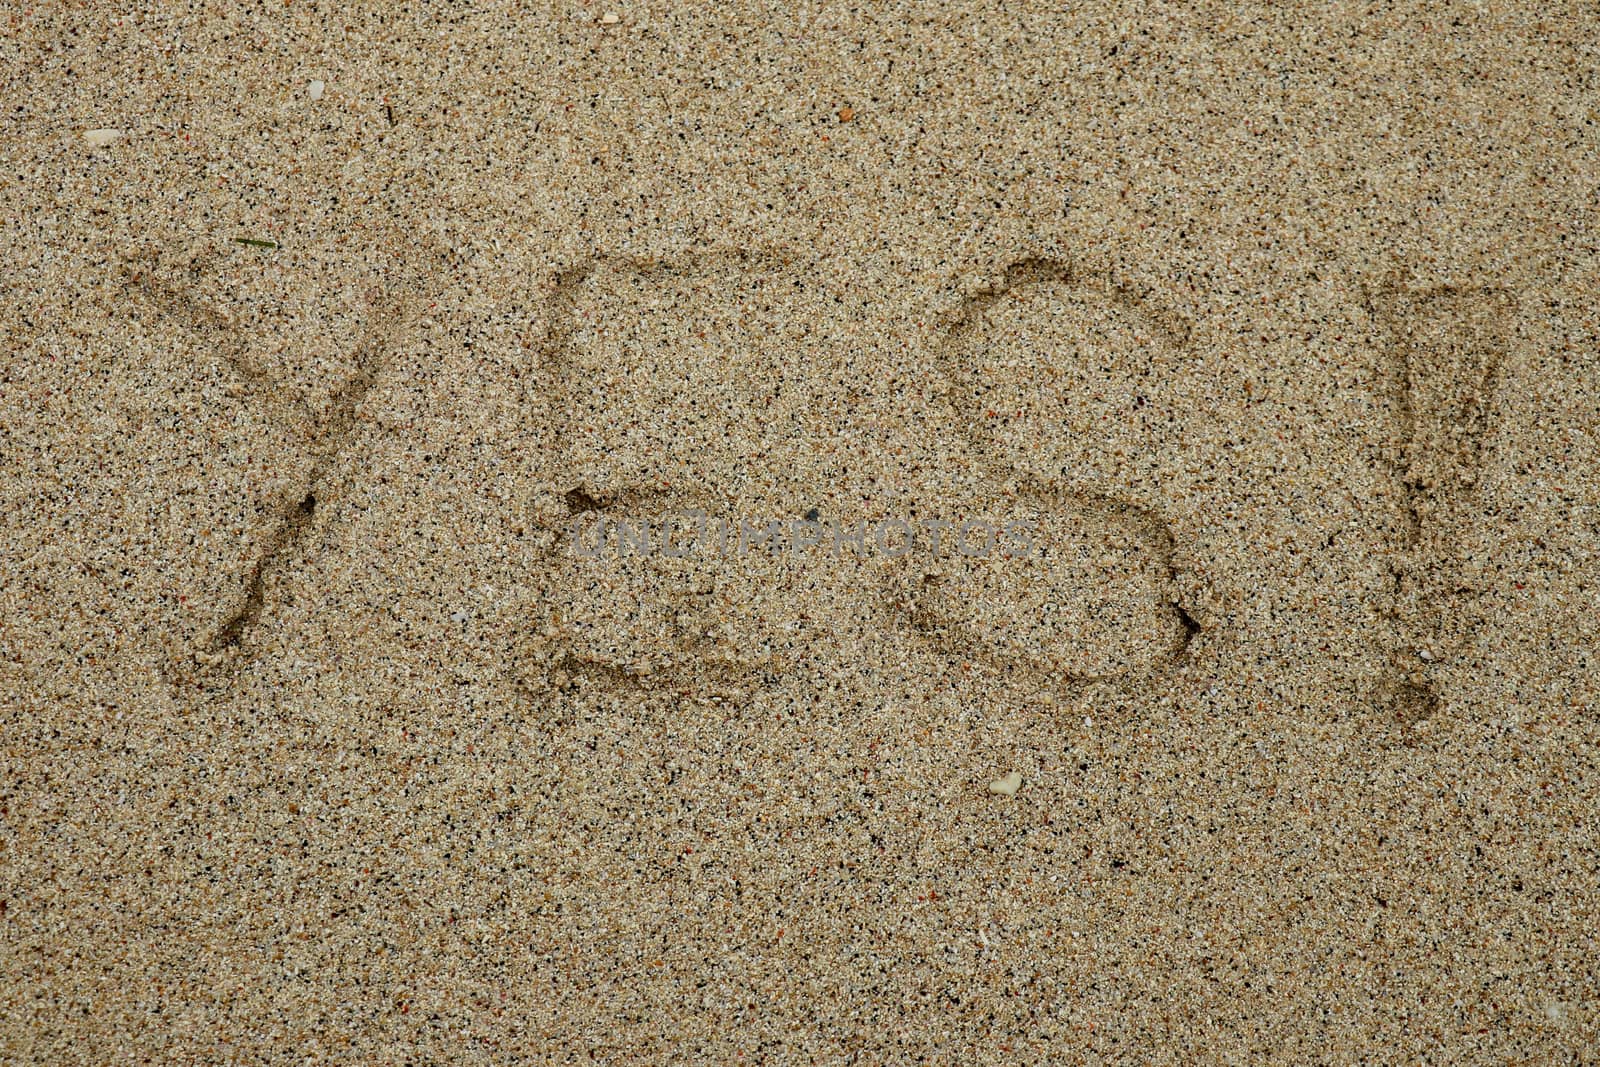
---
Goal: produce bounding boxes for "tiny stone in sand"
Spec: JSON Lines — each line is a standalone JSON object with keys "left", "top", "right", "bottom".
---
{"left": 988, "top": 771, "right": 1022, "bottom": 796}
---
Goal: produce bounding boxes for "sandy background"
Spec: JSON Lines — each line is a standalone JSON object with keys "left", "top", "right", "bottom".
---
{"left": 3, "top": 2, "right": 1598, "bottom": 1062}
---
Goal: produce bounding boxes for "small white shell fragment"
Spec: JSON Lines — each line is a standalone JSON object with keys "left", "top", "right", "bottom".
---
{"left": 988, "top": 771, "right": 1022, "bottom": 796}
{"left": 83, "top": 128, "right": 123, "bottom": 148}
{"left": 309, "top": 79, "right": 325, "bottom": 101}
{"left": 600, "top": 11, "right": 620, "bottom": 23}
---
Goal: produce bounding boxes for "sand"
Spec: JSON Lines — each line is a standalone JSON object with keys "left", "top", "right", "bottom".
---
{"left": 3, "top": 3, "right": 1598, "bottom": 1062}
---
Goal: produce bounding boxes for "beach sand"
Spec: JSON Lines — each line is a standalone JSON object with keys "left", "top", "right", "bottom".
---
{"left": 3, "top": 3, "right": 1598, "bottom": 1061}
